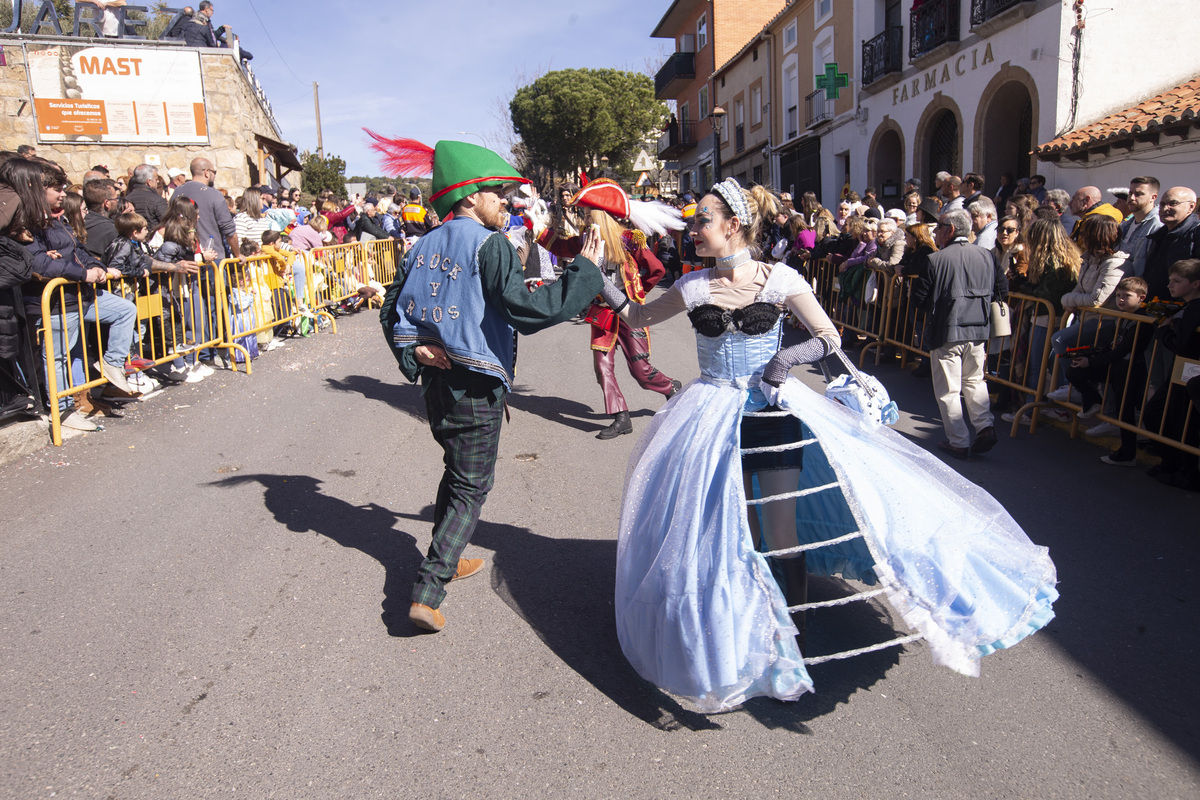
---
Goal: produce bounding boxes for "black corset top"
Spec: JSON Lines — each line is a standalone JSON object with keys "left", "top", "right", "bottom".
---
{"left": 687, "top": 302, "right": 784, "bottom": 338}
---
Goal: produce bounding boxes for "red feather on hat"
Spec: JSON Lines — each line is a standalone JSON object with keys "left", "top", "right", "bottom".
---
{"left": 364, "top": 129, "right": 435, "bottom": 176}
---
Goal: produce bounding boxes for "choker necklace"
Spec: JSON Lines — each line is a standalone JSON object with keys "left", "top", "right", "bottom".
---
{"left": 716, "top": 249, "right": 752, "bottom": 270}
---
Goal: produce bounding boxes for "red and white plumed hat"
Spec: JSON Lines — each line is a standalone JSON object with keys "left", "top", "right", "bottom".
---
{"left": 569, "top": 179, "right": 684, "bottom": 237}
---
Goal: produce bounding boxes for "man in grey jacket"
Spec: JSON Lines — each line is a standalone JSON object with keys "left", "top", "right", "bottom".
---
{"left": 912, "top": 209, "right": 1008, "bottom": 459}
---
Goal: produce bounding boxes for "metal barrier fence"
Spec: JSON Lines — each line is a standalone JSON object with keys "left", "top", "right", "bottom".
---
{"left": 38, "top": 239, "right": 402, "bottom": 445}
{"left": 819, "top": 264, "right": 1198, "bottom": 456}
{"left": 1043, "top": 305, "right": 1199, "bottom": 457}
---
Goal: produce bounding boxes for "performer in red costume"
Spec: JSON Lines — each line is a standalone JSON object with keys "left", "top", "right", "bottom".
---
{"left": 537, "top": 180, "right": 685, "bottom": 439}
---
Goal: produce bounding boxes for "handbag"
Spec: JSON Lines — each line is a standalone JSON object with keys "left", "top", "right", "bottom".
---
{"left": 990, "top": 300, "right": 1011, "bottom": 338}
{"left": 583, "top": 302, "right": 617, "bottom": 332}
{"left": 823, "top": 348, "right": 900, "bottom": 426}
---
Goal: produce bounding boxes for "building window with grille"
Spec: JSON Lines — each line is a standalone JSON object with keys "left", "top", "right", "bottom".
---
{"left": 697, "top": 13, "right": 708, "bottom": 50}
{"left": 784, "top": 21, "right": 797, "bottom": 50}
{"left": 753, "top": 165, "right": 763, "bottom": 185}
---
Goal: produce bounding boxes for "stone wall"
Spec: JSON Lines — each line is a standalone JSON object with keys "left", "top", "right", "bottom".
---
{"left": 0, "top": 37, "right": 291, "bottom": 191}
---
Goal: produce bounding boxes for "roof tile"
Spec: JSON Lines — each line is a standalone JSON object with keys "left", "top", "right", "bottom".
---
{"left": 1036, "top": 75, "right": 1200, "bottom": 156}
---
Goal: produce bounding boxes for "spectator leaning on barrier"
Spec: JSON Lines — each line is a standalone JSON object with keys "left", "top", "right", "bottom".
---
{"left": 912, "top": 208, "right": 1006, "bottom": 460}
{"left": 1063, "top": 276, "right": 1150, "bottom": 463}
{"left": 1047, "top": 215, "right": 1128, "bottom": 390}
{"left": 1117, "top": 177, "right": 1162, "bottom": 278}
{"left": 867, "top": 216, "right": 905, "bottom": 272}
{"left": 16, "top": 159, "right": 139, "bottom": 415}
{"left": 1141, "top": 259, "right": 1200, "bottom": 490}
{"left": 1142, "top": 186, "right": 1198, "bottom": 303}
{"left": 125, "top": 164, "right": 167, "bottom": 232}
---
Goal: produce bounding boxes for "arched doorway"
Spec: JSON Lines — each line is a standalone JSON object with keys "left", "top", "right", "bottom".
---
{"left": 976, "top": 77, "right": 1036, "bottom": 193}
{"left": 927, "top": 110, "right": 959, "bottom": 191}
{"left": 869, "top": 124, "right": 904, "bottom": 209}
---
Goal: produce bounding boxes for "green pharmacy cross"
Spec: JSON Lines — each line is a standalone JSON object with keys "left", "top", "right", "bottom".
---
{"left": 816, "top": 63, "right": 850, "bottom": 99}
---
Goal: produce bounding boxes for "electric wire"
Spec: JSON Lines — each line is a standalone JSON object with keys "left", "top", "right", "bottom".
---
{"left": 244, "top": 0, "right": 306, "bottom": 85}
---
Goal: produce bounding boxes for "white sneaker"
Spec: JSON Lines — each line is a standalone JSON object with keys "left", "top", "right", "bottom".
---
{"left": 1046, "top": 385, "right": 1078, "bottom": 403}
{"left": 1077, "top": 403, "right": 1102, "bottom": 420}
{"left": 1041, "top": 408, "right": 1071, "bottom": 422}
{"left": 1001, "top": 411, "right": 1030, "bottom": 425}
{"left": 190, "top": 362, "right": 215, "bottom": 378}
{"left": 60, "top": 410, "right": 98, "bottom": 431}
{"left": 126, "top": 373, "right": 160, "bottom": 393}
{"left": 184, "top": 368, "right": 206, "bottom": 383}
{"left": 1085, "top": 421, "right": 1119, "bottom": 437}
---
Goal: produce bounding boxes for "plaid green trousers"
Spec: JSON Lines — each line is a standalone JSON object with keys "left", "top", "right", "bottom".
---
{"left": 412, "top": 369, "right": 506, "bottom": 608}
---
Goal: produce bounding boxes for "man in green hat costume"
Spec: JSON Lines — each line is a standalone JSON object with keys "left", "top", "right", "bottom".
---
{"left": 378, "top": 137, "right": 604, "bottom": 632}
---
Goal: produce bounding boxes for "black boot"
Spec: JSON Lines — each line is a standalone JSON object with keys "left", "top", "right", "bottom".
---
{"left": 773, "top": 555, "right": 809, "bottom": 652}
{"left": 597, "top": 411, "right": 632, "bottom": 440}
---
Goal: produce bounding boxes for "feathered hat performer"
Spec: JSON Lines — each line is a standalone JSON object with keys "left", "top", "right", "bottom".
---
{"left": 364, "top": 129, "right": 530, "bottom": 219}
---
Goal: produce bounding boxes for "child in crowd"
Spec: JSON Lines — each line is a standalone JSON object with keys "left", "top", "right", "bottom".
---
{"left": 1141, "top": 259, "right": 1200, "bottom": 488}
{"left": 154, "top": 196, "right": 216, "bottom": 382}
{"left": 1063, "top": 276, "right": 1150, "bottom": 463}
{"left": 102, "top": 212, "right": 152, "bottom": 284}
{"left": 1095, "top": 261, "right": 1200, "bottom": 486}
{"left": 228, "top": 238, "right": 261, "bottom": 363}
{"left": 260, "top": 229, "right": 295, "bottom": 345}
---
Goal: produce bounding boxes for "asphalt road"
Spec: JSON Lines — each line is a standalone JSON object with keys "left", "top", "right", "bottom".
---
{"left": 1, "top": 293, "right": 1197, "bottom": 799}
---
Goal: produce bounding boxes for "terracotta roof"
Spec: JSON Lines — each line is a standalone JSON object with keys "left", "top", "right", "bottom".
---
{"left": 1035, "top": 76, "right": 1200, "bottom": 159}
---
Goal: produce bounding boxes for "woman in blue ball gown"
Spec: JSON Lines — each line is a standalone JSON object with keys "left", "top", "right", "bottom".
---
{"left": 595, "top": 179, "right": 1058, "bottom": 713}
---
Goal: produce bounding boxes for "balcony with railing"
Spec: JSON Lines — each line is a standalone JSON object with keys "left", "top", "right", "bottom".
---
{"left": 805, "top": 89, "right": 834, "bottom": 129}
{"left": 862, "top": 26, "right": 904, "bottom": 86}
{"left": 971, "top": 0, "right": 1028, "bottom": 26}
{"left": 657, "top": 119, "right": 696, "bottom": 159}
{"left": 654, "top": 51, "right": 696, "bottom": 99}
{"left": 910, "top": 0, "right": 960, "bottom": 61}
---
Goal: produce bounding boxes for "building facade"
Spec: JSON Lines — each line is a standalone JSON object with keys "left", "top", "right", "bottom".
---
{"left": 652, "top": 0, "right": 786, "bottom": 196}
{"left": 666, "top": 0, "right": 1200, "bottom": 207}
{"left": 855, "top": 0, "right": 1200, "bottom": 206}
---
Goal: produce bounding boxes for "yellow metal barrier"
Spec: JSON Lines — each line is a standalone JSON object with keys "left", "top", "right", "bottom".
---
{"left": 808, "top": 258, "right": 893, "bottom": 367}
{"left": 39, "top": 260, "right": 242, "bottom": 445}
{"left": 1044, "top": 305, "right": 1199, "bottom": 457}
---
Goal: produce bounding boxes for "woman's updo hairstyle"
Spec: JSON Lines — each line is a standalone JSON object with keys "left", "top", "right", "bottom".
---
{"left": 708, "top": 178, "right": 782, "bottom": 258}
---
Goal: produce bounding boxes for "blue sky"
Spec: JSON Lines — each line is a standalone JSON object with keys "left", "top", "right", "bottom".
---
{"left": 213, "top": 0, "right": 672, "bottom": 176}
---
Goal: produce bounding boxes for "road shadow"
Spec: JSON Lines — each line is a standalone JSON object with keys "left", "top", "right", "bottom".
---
{"left": 470, "top": 519, "right": 721, "bottom": 732}
{"left": 471, "top": 520, "right": 910, "bottom": 733}
{"left": 506, "top": 385, "right": 656, "bottom": 434}
{"left": 324, "top": 374, "right": 427, "bottom": 421}
{"left": 207, "top": 473, "right": 426, "bottom": 635}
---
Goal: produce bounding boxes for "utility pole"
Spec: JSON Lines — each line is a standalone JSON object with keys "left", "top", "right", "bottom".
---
{"left": 313, "top": 81, "right": 324, "bottom": 159}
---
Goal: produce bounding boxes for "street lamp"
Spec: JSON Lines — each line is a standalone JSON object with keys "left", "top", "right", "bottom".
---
{"left": 457, "top": 131, "right": 487, "bottom": 145}
{"left": 710, "top": 105, "right": 727, "bottom": 184}
{"left": 600, "top": 155, "right": 609, "bottom": 179}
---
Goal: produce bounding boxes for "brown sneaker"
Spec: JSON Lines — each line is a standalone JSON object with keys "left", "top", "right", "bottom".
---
{"left": 409, "top": 602, "right": 445, "bottom": 632}
{"left": 451, "top": 558, "right": 485, "bottom": 582}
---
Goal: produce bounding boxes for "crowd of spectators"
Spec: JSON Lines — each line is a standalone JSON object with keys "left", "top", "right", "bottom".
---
{"left": 0, "top": 147, "right": 411, "bottom": 436}
{"left": 646, "top": 170, "right": 1199, "bottom": 490}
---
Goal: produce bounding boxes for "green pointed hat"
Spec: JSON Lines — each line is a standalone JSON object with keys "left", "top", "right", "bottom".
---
{"left": 429, "top": 141, "right": 529, "bottom": 218}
